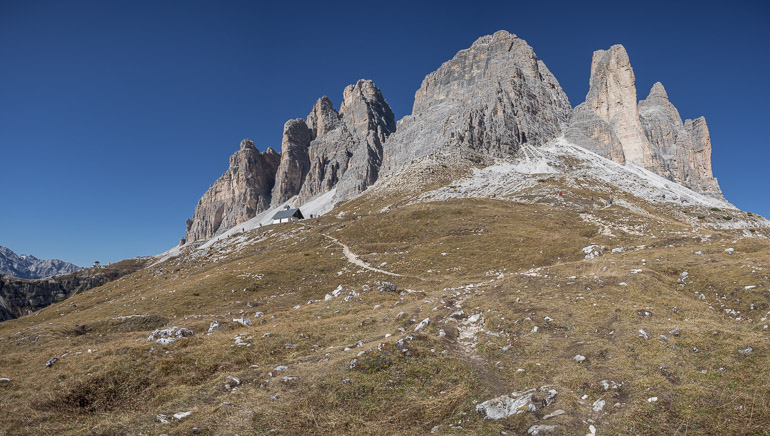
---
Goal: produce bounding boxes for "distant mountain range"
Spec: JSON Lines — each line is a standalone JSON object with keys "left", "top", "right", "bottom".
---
{"left": 0, "top": 246, "right": 81, "bottom": 279}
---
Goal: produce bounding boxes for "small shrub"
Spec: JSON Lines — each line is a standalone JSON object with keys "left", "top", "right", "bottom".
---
{"left": 537, "top": 179, "right": 546, "bottom": 183}
{"left": 52, "top": 369, "right": 153, "bottom": 414}
{"left": 351, "top": 349, "right": 393, "bottom": 374}
{"left": 697, "top": 216, "right": 705, "bottom": 220}
{"left": 722, "top": 216, "right": 732, "bottom": 221}
{"left": 710, "top": 207, "right": 720, "bottom": 212}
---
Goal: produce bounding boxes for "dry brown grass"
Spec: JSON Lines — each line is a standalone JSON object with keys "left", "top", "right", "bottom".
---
{"left": 0, "top": 184, "right": 768, "bottom": 435}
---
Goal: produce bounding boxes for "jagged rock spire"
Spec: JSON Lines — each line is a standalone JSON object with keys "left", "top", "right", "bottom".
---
{"left": 185, "top": 139, "right": 280, "bottom": 243}
{"left": 567, "top": 45, "right": 723, "bottom": 199}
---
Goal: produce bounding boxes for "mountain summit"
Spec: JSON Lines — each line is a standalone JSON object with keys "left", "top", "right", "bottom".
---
{"left": 181, "top": 31, "right": 725, "bottom": 245}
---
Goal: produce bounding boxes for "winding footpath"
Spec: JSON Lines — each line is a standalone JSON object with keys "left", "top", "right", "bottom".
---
{"left": 323, "top": 234, "right": 402, "bottom": 277}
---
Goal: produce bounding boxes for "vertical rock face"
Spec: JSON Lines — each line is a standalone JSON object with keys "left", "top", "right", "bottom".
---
{"left": 274, "top": 79, "right": 395, "bottom": 206}
{"left": 185, "top": 139, "right": 280, "bottom": 243}
{"left": 331, "top": 79, "right": 396, "bottom": 201}
{"left": 568, "top": 46, "right": 722, "bottom": 198}
{"left": 566, "top": 45, "right": 653, "bottom": 167}
{"left": 271, "top": 120, "right": 314, "bottom": 205}
{"left": 382, "top": 30, "right": 572, "bottom": 171}
{"left": 638, "top": 83, "right": 722, "bottom": 196}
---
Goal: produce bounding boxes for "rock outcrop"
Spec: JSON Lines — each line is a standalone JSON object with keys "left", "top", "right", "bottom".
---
{"left": 0, "top": 246, "right": 81, "bottom": 279}
{"left": 567, "top": 45, "right": 722, "bottom": 198}
{"left": 185, "top": 139, "right": 280, "bottom": 243}
{"left": 638, "top": 83, "right": 722, "bottom": 196}
{"left": 382, "top": 30, "right": 572, "bottom": 171}
{"left": 273, "top": 79, "right": 395, "bottom": 205}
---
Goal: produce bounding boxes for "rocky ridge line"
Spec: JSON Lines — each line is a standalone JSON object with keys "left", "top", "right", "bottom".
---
{"left": 184, "top": 31, "right": 726, "bottom": 245}
{"left": 0, "top": 246, "right": 81, "bottom": 279}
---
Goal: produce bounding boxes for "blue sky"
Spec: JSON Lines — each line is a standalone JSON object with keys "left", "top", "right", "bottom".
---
{"left": 1, "top": 0, "right": 768, "bottom": 266}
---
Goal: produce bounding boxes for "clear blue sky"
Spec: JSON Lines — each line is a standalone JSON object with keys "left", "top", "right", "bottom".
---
{"left": 1, "top": 0, "right": 768, "bottom": 266}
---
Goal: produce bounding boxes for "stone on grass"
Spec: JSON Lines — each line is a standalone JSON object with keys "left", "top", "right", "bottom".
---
{"left": 528, "top": 424, "right": 560, "bottom": 435}
{"left": 414, "top": 318, "right": 430, "bottom": 332}
{"left": 208, "top": 321, "right": 221, "bottom": 333}
{"left": 233, "top": 318, "right": 252, "bottom": 326}
{"left": 592, "top": 399, "right": 605, "bottom": 412}
{"left": 543, "top": 409, "right": 566, "bottom": 420}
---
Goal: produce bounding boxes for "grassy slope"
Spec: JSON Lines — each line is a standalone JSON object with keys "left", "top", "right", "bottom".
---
{"left": 0, "top": 168, "right": 768, "bottom": 435}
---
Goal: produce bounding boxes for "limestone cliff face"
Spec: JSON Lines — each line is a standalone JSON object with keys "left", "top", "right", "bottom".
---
{"left": 273, "top": 79, "right": 395, "bottom": 206}
{"left": 382, "top": 30, "right": 572, "bottom": 171}
{"left": 566, "top": 45, "right": 653, "bottom": 167}
{"left": 271, "top": 120, "right": 314, "bottom": 205}
{"left": 638, "top": 83, "right": 722, "bottom": 197}
{"left": 183, "top": 31, "right": 727, "bottom": 244}
{"left": 567, "top": 45, "right": 722, "bottom": 198}
{"left": 185, "top": 139, "right": 280, "bottom": 243}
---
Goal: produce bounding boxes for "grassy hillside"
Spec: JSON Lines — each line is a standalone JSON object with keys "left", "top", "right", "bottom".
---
{"left": 0, "top": 163, "right": 768, "bottom": 435}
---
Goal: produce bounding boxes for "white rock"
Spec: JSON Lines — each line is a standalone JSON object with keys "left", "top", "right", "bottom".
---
{"left": 725, "top": 248, "right": 734, "bottom": 255}
{"left": 574, "top": 354, "right": 586, "bottom": 362}
{"left": 528, "top": 424, "right": 560, "bottom": 435}
{"left": 233, "top": 318, "right": 252, "bottom": 326}
{"left": 647, "top": 396, "right": 658, "bottom": 402}
{"left": 173, "top": 411, "right": 192, "bottom": 420}
{"left": 414, "top": 318, "right": 431, "bottom": 332}
{"left": 476, "top": 389, "right": 536, "bottom": 420}
{"left": 332, "top": 285, "right": 344, "bottom": 297}
{"left": 638, "top": 329, "right": 649, "bottom": 340}
{"left": 438, "top": 329, "right": 446, "bottom": 337}
{"left": 208, "top": 321, "right": 221, "bottom": 333}
{"left": 592, "top": 399, "right": 606, "bottom": 412}
{"left": 0, "top": 378, "right": 10, "bottom": 383}
{"left": 543, "top": 409, "right": 566, "bottom": 419}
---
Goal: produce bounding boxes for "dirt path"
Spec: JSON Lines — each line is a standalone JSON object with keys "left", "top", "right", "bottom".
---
{"left": 323, "top": 235, "right": 402, "bottom": 277}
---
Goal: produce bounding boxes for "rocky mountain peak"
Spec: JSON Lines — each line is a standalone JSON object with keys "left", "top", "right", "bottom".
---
{"left": 647, "top": 82, "right": 669, "bottom": 101}
{"left": 185, "top": 139, "right": 281, "bottom": 243}
{"left": 584, "top": 44, "right": 654, "bottom": 168}
{"left": 240, "top": 138, "right": 256, "bottom": 150}
{"left": 568, "top": 45, "right": 723, "bottom": 199}
{"left": 382, "top": 30, "right": 571, "bottom": 171}
{"left": 307, "top": 96, "right": 340, "bottom": 138}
